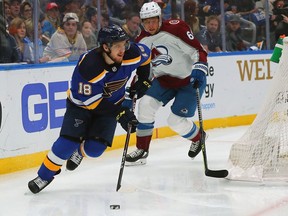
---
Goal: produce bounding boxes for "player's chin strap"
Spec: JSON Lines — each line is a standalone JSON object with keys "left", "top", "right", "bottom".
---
{"left": 104, "top": 44, "right": 115, "bottom": 62}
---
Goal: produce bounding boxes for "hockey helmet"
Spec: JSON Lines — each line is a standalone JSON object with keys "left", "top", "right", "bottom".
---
{"left": 97, "top": 24, "right": 129, "bottom": 45}
{"left": 140, "top": 2, "right": 162, "bottom": 19}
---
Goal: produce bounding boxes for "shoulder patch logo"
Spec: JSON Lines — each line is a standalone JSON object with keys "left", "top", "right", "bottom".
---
{"left": 168, "top": 20, "right": 180, "bottom": 25}
{"left": 138, "top": 44, "right": 148, "bottom": 57}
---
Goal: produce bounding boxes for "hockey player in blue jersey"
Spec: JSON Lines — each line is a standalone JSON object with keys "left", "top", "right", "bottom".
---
{"left": 28, "top": 24, "right": 151, "bottom": 194}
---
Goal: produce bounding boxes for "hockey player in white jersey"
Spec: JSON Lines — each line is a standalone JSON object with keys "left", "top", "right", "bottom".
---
{"left": 125, "top": 1, "right": 208, "bottom": 165}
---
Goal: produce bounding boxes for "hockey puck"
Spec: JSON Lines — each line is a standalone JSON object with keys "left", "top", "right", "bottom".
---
{"left": 110, "top": 205, "right": 120, "bottom": 210}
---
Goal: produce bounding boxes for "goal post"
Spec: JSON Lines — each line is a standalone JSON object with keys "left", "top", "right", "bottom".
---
{"left": 227, "top": 36, "right": 288, "bottom": 182}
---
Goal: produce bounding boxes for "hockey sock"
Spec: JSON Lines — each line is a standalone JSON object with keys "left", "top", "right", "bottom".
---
{"left": 38, "top": 136, "right": 80, "bottom": 181}
{"left": 136, "top": 135, "right": 152, "bottom": 151}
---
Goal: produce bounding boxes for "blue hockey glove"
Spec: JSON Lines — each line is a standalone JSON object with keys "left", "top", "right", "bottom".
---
{"left": 191, "top": 62, "right": 208, "bottom": 89}
{"left": 116, "top": 107, "right": 138, "bottom": 133}
{"left": 129, "top": 79, "right": 151, "bottom": 99}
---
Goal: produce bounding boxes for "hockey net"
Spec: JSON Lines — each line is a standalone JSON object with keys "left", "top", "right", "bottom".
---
{"left": 227, "top": 37, "right": 288, "bottom": 182}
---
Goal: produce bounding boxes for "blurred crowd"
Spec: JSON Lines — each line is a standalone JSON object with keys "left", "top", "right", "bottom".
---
{"left": 1, "top": 0, "right": 288, "bottom": 64}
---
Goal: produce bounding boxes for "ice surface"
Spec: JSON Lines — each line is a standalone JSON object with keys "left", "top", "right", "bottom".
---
{"left": 1, "top": 126, "right": 288, "bottom": 216}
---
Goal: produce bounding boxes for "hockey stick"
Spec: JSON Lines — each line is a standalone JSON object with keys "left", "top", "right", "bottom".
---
{"left": 116, "top": 94, "right": 137, "bottom": 191}
{"left": 196, "top": 88, "right": 229, "bottom": 178}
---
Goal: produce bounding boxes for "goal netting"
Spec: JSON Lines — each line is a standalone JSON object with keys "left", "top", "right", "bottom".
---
{"left": 227, "top": 37, "right": 288, "bottom": 182}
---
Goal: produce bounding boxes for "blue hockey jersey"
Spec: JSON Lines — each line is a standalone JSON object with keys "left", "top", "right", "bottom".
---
{"left": 67, "top": 43, "right": 151, "bottom": 113}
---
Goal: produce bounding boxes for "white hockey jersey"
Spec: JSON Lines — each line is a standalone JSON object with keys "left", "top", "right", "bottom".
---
{"left": 136, "top": 19, "right": 207, "bottom": 88}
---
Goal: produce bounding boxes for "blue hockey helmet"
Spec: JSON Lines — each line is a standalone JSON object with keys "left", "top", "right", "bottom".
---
{"left": 97, "top": 24, "right": 129, "bottom": 45}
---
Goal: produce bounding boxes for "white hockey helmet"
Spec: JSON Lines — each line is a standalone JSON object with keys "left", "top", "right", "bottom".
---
{"left": 140, "top": 2, "right": 162, "bottom": 32}
{"left": 140, "top": 2, "right": 162, "bottom": 20}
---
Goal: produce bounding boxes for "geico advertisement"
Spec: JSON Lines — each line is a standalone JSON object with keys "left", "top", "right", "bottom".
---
{"left": 0, "top": 66, "right": 73, "bottom": 158}
{"left": 0, "top": 53, "right": 277, "bottom": 157}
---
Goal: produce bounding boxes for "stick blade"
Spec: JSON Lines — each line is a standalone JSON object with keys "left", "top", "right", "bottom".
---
{"left": 205, "top": 169, "right": 229, "bottom": 178}
{"left": 116, "top": 184, "right": 121, "bottom": 192}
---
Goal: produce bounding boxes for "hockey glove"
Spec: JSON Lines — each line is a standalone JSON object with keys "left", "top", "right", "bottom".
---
{"left": 191, "top": 62, "right": 208, "bottom": 89}
{"left": 116, "top": 107, "right": 138, "bottom": 133}
{"left": 129, "top": 79, "right": 151, "bottom": 99}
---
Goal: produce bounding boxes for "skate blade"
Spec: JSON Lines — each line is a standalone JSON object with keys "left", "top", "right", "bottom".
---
{"left": 125, "top": 159, "right": 147, "bottom": 166}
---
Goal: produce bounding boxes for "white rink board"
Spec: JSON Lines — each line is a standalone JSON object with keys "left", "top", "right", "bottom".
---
{"left": 0, "top": 51, "right": 277, "bottom": 158}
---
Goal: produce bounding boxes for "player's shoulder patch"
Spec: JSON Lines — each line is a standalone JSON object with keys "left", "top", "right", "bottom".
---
{"left": 164, "top": 19, "right": 188, "bottom": 28}
{"left": 168, "top": 19, "right": 181, "bottom": 25}
{"left": 136, "top": 43, "right": 150, "bottom": 58}
{"left": 162, "top": 19, "right": 188, "bottom": 31}
{"left": 123, "top": 43, "right": 150, "bottom": 66}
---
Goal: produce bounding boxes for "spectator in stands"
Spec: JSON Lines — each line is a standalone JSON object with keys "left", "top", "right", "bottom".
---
{"left": 8, "top": 17, "right": 28, "bottom": 62}
{"left": 250, "top": 1, "right": 266, "bottom": 41}
{"left": 81, "top": 20, "right": 97, "bottom": 50}
{"left": 123, "top": 0, "right": 147, "bottom": 16}
{"left": 198, "top": 0, "right": 221, "bottom": 25}
{"left": 271, "top": 0, "right": 288, "bottom": 42}
{"left": 226, "top": 14, "right": 250, "bottom": 51}
{"left": 85, "top": 6, "right": 103, "bottom": 37}
{"left": 153, "top": 0, "right": 171, "bottom": 20}
{"left": 225, "top": 4, "right": 239, "bottom": 20}
{"left": 184, "top": 0, "right": 202, "bottom": 35}
{"left": 0, "top": 15, "right": 19, "bottom": 63}
{"left": 196, "top": 15, "right": 222, "bottom": 53}
{"left": 163, "top": 0, "right": 173, "bottom": 20}
{"left": 121, "top": 12, "right": 141, "bottom": 42}
{"left": 20, "top": 1, "right": 32, "bottom": 21}
{"left": 42, "top": 13, "right": 87, "bottom": 62}
{"left": 41, "top": 2, "right": 61, "bottom": 40}
{"left": 101, "top": 13, "right": 110, "bottom": 27}
{"left": 85, "top": 0, "right": 109, "bottom": 15}
{"left": 7, "top": 0, "right": 21, "bottom": 24}
{"left": 229, "top": 0, "right": 257, "bottom": 21}
{"left": 39, "top": 0, "right": 51, "bottom": 15}
{"left": 106, "top": 0, "right": 127, "bottom": 19}
{"left": 60, "top": 0, "right": 84, "bottom": 20}
{"left": 24, "top": 20, "right": 47, "bottom": 63}
{"left": 4, "top": 0, "right": 11, "bottom": 23}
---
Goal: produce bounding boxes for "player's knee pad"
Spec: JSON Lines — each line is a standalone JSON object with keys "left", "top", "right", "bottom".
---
{"left": 51, "top": 136, "right": 80, "bottom": 160}
{"left": 167, "top": 112, "right": 196, "bottom": 137}
{"left": 138, "top": 95, "right": 162, "bottom": 123}
{"left": 82, "top": 138, "right": 107, "bottom": 158}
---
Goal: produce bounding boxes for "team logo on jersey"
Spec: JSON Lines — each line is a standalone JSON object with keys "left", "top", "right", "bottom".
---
{"left": 169, "top": 20, "right": 180, "bottom": 25}
{"left": 151, "top": 44, "right": 172, "bottom": 67}
{"left": 74, "top": 119, "right": 84, "bottom": 127}
{"left": 103, "top": 77, "right": 128, "bottom": 97}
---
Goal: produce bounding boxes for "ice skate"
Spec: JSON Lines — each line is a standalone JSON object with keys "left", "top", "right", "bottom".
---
{"left": 28, "top": 176, "right": 53, "bottom": 194}
{"left": 66, "top": 150, "right": 83, "bottom": 171}
{"left": 188, "top": 131, "right": 206, "bottom": 159}
{"left": 125, "top": 148, "right": 149, "bottom": 166}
